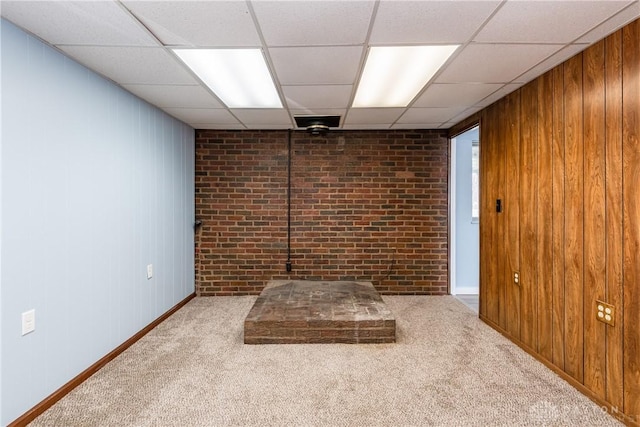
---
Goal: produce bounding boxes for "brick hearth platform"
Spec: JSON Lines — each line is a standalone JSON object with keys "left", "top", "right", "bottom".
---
{"left": 244, "top": 280, "right": 396, "bottom": 344}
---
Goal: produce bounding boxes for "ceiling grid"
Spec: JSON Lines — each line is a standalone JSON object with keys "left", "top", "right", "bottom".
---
{"left": 1, "top": 0, "right": 638, "bottom": 130}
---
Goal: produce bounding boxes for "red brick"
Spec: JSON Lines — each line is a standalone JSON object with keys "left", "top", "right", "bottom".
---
{"left": 195, "top": 130, "right": 449, "bottom": 296}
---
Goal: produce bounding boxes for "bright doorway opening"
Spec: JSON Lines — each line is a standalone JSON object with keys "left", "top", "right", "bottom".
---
{"left": 450, "top": 126, "right": 479, "bottom": 312}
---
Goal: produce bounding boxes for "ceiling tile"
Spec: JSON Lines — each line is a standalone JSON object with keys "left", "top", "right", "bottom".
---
{"left": 163, "top": 108, "right": 239, "bottom": 126}
{"left": 343, "top": 124, "right": 392, "bottom": 130}
{"left": 123, "top": 84, "right": 223, "bottom": 109}
{"left": 243, "top": 124, "right": 290, "bottom": 130}
{"left": 269, "top": 46, "right": 363, "bottom": 85}
{"left": 290, "top": 108, "right": 347, "bottom": 119}
{"left": 123, "top": 1, "right": 261, "bottom": 47}
{"left": 269, "top": 46, "right": 362, "bottom": 85}
{"left": 436, "top": 44, "right": 562, "bottom": 84}
{"left": 283, "top": 85, "right": 353, "bottom": 109}
{"left": 515, "top": 44, "right": 588, "bottom": 84}
{"left": 475, "top": 1, "right": 634, "bottom": 43}
{"left": 398, "top": 107, "right": 467, "bottom": 124}
{"left": 59, "top": 46, "right": 198, "bottom": 85}
{"left": 192, "top": 123, "right": 246, "bottom": 130}
{"left": 474, "top": 84, "right": 522, "bottom": 108}
{"left": 252, "top": 1, "right": 375, "bottom": 46}
{"left": 231, "top": 109, "right": 292, "bottom": 126}
{"left": 1, "top": 1, "right": 157, "bottom": 46}
{"left": 370, "top": 0, "right": 501, "bottom": 44}
{"left": 413, "top": 83, "right": 504, "bottom": 108}
{"left": 448, "top": 106, "right": 483, "bottom": 124}
{"left": 576, "top": 3, "right": 640, "bottom": 43}
{"left": 391, "top": 123, "right": 443, "bottom": 130}
{"left": 344, "top": 108, "right": 405, "bottom": 125}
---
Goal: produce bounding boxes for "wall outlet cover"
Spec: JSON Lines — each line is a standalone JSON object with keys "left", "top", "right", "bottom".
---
{"left": 596, "top": 300, "right": 615, "bottom": 326}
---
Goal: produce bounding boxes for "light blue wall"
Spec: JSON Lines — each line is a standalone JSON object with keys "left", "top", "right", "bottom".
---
{"left": 0, "top": 19, "right": 4, "bottom": 425}
{"left": 1, "top": 19, "right": 195, "bottom": 425}
{"left": 454, "top": 127, "right": 479, "bottom": 293}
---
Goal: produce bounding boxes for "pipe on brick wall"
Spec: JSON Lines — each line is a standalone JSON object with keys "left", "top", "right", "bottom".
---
{"left": 286, "top": 129, "right": 292, "bottom": 273}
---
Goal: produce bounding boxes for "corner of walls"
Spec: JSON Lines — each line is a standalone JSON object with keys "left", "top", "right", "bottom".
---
{"left": 0, "top": 18, "right": 4, "bottom": 425}
{"left": 1, "top": 19, "right": 194, "bottom": 425}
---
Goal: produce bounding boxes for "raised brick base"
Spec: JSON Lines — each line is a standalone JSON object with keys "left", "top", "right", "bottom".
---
{"left": 244, "top": 280, "right": 396, "bottom": 344}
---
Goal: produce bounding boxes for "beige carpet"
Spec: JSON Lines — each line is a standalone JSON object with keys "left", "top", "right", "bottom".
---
{"left": 30, "top": 296, "right": 620, "bottom": 426}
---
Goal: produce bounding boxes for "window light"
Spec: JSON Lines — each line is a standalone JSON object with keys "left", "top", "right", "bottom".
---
{"left": 352, "top": 45, "right": 459, "bottom": 108}
{"left": 173, "top": 48, "right": 282, "bottom": 108}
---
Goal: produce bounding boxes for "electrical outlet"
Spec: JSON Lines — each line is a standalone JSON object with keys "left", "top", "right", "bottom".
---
{"left": 596, "top": 300, "right": 615, "bottom": 326}
{"left": 514, "top": 272, "right": 520, "bottom": 286}
{"left": 147, "top": 264, "right": 153, "bottom": 280}
{"left": 22, "top": 309, "right": 35, "bottom": 335}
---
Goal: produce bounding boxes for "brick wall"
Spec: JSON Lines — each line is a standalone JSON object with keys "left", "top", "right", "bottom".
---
{"left": 195, "top": 129, "right": 449, "bottom": 296}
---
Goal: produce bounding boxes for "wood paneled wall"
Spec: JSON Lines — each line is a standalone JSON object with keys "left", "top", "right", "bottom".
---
{"left": 478, "top": 19, "right": 639, "bottom": 425}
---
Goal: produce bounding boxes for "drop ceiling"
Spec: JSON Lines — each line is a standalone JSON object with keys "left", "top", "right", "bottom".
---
{"left": 2, "top": 0, "right": 639, "bottom": 130}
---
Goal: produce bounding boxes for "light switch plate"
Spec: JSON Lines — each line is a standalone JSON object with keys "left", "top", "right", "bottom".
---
{"left": 147, "top": 264, "right": 153, "bottom": 280}
{"left": 22, "top": 309, "right": 35, "bottom": 335}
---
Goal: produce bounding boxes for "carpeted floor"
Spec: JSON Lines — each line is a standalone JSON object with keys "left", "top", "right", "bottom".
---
{"left": 30, "top": 296, "right": 620, "bottom": 426}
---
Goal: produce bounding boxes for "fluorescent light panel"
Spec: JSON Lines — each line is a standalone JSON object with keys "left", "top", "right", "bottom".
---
{"left": 353, "top": 45, "right": 459, "bottom": 108}
{"left": 173, "top": 49, "right": 282, "bottom": 108}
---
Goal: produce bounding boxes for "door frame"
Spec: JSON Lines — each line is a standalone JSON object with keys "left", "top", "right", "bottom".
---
{"left": 449, "top": 124, "right": 480, "bottom": 296}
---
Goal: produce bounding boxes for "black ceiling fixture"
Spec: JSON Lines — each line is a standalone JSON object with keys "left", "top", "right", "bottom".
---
{"left": 294, "top": 115, "right": 340, "bottom": 136}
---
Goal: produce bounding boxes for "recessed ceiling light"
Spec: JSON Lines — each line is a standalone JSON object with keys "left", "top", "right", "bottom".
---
{"left": 173, "top": 48, "right": 282, "bottom": 108}
{"left": 353, "top": 45, "right": 459, "bottom": 108}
